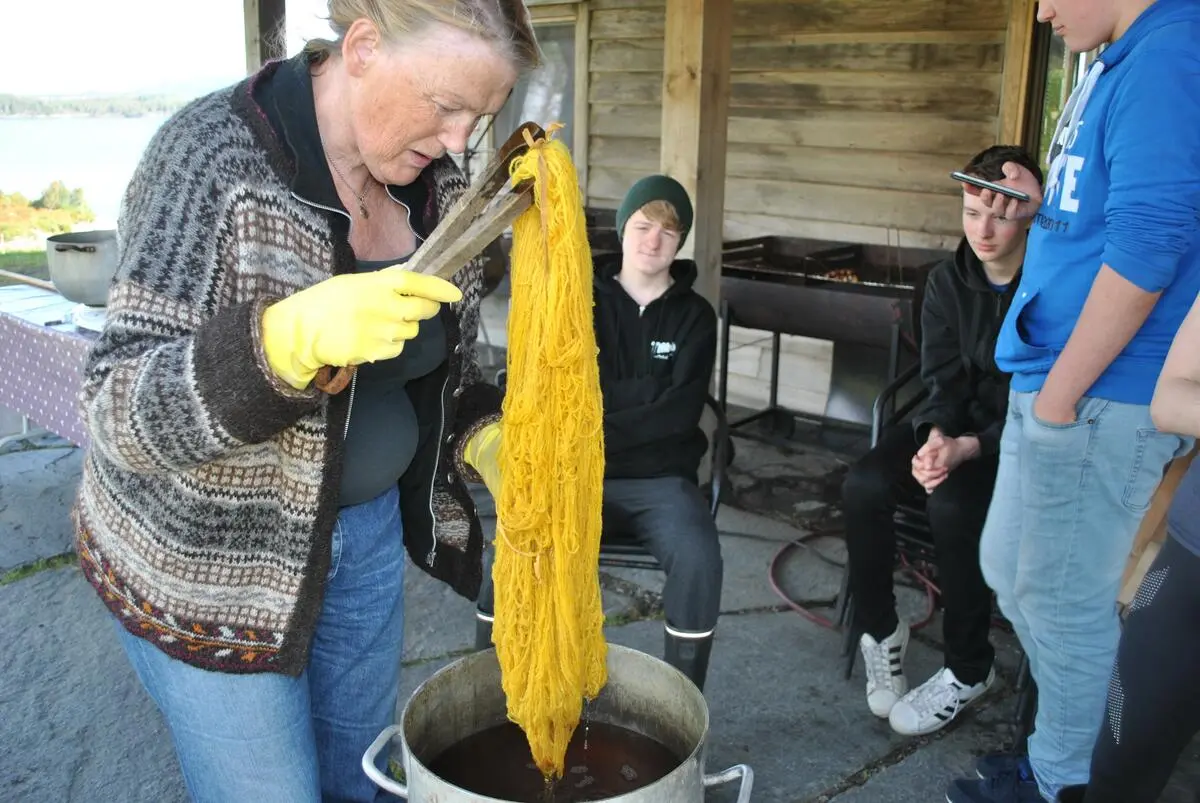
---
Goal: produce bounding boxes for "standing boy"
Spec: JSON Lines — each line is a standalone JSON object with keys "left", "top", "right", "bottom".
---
{"left": 946, "top": 1, "right": 1200, "bottom": 801}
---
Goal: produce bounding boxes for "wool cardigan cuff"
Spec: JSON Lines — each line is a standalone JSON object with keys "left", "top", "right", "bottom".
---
{"left": 193, "top": 297, "right": 322, "bottom": 444}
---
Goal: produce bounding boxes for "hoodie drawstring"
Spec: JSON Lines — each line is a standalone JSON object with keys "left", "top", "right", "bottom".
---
{"left": 1045, "top": 58, "right": 1104, "bottom": 201}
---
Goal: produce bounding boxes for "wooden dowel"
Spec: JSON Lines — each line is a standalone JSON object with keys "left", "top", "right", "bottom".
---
{"left": 0, "top": 269, "right": 57, "bottom": 292}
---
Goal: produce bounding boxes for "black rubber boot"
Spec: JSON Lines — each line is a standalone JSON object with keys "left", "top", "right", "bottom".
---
{"left": 663, "top": 628, "right": 714, "bottom": 692}
{"left": 1057, "top": 786, "right": 1087, "bottom": 803}
{"left": 474, "top": 609, "right": 494, "bottom": 652}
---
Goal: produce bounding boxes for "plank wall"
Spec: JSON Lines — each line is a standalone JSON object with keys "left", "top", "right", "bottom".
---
{"left": 586, "top": 0, "right": 1015, "bottom": 250}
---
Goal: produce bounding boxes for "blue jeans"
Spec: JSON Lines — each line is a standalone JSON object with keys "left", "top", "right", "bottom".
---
{"left": 980, "top": 391, "right": 1191, "bottom": 800}
{"left": 115, "top": 486, "right": 407, "bottom": 803}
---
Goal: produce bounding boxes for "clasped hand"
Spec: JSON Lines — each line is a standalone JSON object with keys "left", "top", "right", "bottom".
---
{"left": 911, "top": 428, "right": 978, "bottom": 493}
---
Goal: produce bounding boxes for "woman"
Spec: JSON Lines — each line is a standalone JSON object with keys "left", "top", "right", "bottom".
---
{"left": 73, "top": 1, "right": 538, "bottom": 801}
{"left": 1055, "top": 289, "right": 1200, "bottom": 803}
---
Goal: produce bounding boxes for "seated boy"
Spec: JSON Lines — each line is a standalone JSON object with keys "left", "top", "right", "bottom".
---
{"left": 840, "top": 145, "right": 1043, "bottom": 736}
{"left": 473, "top": 175, "right": 722, "bottom": 690}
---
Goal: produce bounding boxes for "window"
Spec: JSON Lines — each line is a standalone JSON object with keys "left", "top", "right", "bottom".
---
{"left": 1025, "top": 27, "right": 1104, "bottom": 165}
{"left": 493, "top": 23, "right": 577, "bottom": 155}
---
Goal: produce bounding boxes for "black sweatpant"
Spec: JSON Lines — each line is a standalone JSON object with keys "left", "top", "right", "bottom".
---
{"left": 1083, "top": 535, "right": 1200, "bottom": 803}
{"left": 477, "top": 475, "right": 724, "bottom": 632}
{"left": 841, "top": 424, "right": 998, "bottom": 685}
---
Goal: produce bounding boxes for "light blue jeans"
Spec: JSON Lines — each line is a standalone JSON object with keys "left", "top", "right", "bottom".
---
{"left": 980, "top": 391, "right": 1191, "bottom": 800}
{"left": 116, "top": 486, "right": 407, "bottom": 803}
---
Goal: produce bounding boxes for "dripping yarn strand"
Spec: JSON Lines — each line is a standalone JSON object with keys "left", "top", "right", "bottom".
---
{"left": 492, "top": 124, "right": 608, "bottom": 779}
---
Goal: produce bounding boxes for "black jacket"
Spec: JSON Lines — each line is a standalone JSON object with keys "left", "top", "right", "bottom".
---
{"left": 593, "top": 255, "right": 718, "bottom": 481}
{"left": 910, "top": 238, "right": 1018, "bottom": 456}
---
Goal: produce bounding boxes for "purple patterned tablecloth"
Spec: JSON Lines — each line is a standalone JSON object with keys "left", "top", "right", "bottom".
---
{"left": 0, "top": 286, "right": 97, "bottom": 448}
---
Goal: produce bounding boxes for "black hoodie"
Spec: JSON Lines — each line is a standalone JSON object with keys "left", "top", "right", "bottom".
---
{"left": 593, "top": 254, "right": 718, "bottom": 482}
{"left": 910, "top": 237, "right": 1019, "bottom": 456}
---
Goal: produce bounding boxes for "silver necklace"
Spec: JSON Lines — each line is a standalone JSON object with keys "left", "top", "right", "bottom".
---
{"left": 329, "top": 159, "right": 372, "bottom": 219}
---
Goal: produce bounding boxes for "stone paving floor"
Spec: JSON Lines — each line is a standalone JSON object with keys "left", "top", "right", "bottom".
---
{"left": 2, "top": 415, "right": 1197, "bottom": 802}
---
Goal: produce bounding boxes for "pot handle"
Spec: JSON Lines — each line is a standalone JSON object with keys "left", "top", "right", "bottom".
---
{"left": 362, "top": 724, "right": 409, "bottom": 799}
{"left": 703, "top": 763, "right": 754, "bottom": 803}
{"left": 54, "top": 245, "right": 97, "bottom": 253}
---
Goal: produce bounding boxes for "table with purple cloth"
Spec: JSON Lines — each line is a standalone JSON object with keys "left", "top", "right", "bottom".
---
{"left": 0, "top": 285, "right": 97, "bottom": 448}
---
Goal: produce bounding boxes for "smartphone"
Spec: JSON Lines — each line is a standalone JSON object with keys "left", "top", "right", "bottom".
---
{"left": 950, "top": 171, "right": 1031, "bottom": 202}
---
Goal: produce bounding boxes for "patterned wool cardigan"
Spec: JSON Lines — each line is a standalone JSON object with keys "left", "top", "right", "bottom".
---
{"left": 73, "top": 60, "right": 501, "bottom": 676}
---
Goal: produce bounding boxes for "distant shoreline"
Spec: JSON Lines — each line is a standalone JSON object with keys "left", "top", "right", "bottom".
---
{"left": 0, "top": 92, "right": 193, "bottom": 119}
{"left": 0, "top": 112, "right": 176, "bottom": 120}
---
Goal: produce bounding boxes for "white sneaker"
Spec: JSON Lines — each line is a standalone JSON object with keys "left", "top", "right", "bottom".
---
{"left": 889, "top": 666, "right": 995, "bottom": 736}
{"left": 860, "top": 620, "right": 909, "bottom": 718}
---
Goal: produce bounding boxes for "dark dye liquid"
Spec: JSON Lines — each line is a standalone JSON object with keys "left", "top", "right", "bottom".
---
{"left": 426, "top": 721, "right": 682, "bottom": 802}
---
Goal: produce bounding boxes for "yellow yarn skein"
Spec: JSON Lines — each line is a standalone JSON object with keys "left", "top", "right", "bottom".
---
{"left": 492, "top": 126, "right": 607, "bottom": 779}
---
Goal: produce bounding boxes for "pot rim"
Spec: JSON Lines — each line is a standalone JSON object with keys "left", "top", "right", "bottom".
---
{"left": 46, "top": 229, "right": 117, "bottom": 244}
{"left": 398, "top": 643, "right": 712, "bottom": 803}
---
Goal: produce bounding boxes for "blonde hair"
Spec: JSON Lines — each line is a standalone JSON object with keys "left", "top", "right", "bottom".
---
{"left": 305, "top": 0, "right": 541, "bottom": 73}
{"left": 639, "top": 200, "right": 682, "bottom": 233}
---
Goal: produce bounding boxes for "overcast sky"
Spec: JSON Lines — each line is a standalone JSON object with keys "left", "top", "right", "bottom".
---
{"left": 3, "top": 0, "right": 336, "bottom": 96}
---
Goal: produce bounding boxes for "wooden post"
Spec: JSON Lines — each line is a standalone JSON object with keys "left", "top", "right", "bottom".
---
{"left": 244, "top": 0, "right": 288, "bottom": 74}
{"left": 998, "top": 0, "right": 1037, "bottom": 144}
{"left": 573, "top": 4, "right": 591, "bottom": 199}
{"left": 659, "top": 0, "right": 733, "bottom": 310}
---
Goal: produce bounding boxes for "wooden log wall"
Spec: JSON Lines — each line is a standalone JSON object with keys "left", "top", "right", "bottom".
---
{"left": 586, "top": 0, "right": 1014, "bottom": 249}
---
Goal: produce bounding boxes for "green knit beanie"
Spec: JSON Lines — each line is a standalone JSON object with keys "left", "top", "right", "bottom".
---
{"left": 615, "top": 174, "right": 694, "bottom": 249}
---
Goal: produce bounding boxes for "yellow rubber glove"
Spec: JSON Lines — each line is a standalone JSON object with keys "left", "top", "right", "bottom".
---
{"left": 261, "top": 269, "right": 462, "bottom": 390}
{"left": 464, "top": 422, "right": 502, "bottom": 500}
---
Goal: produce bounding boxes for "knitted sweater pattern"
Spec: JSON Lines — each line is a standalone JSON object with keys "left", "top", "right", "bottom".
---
{"left": 73, "top": 67, "right": 500, "bottom": 676}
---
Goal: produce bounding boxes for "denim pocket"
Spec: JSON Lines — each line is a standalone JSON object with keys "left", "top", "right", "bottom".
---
{"left": 326, "top": 519, "right": 344, "bottom": 581}
{"left": 1028, "top": 396, "right": 1108, "bottom": 432}
{"left": 1121, "top": 428, "right": 1176, "bottom": 514}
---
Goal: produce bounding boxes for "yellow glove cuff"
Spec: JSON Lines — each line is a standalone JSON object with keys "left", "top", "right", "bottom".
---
{"left": 464, "top": 422, "right": 502, "bottom": 472}
{"left": 464, "top": 422, "right": 503, "bottom": 498}
{"left": 261, "top": 303, "right": 316, "bottom": 390}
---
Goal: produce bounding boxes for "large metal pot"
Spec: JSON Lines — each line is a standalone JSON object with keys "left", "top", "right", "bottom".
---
{"left": 363, "top": 643, "right": 753, "bottom": 802}
{"left": 45, "top": 230, "right": 118, "bottom": 306}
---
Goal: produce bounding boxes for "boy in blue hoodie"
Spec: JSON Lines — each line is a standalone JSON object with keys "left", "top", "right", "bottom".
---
{"left": 945, "top": 2, "right": 1200, "bottom": 802}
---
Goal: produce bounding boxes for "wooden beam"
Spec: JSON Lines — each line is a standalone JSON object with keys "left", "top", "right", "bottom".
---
{"left": 593, "top": 138, "right": 973, "bottom": 195}
{"left": 998, "top": 0, "right": 1036, "bottom": 143}
{"left": 528, "top": 3, "right": 578, "bottom": 22}
{"left": 596, "top": 69, "right": 1005, "bottom": 116}
{"left": 659, "top": 0, "right": 733, "bottom": 309}
{"left": 591, "top": 37, "right": 1007, "bottom": 74}
{"left": 591, "top": 166, "right": 963, "bottom": 234}
{"left": 592, "top": 0, "right": 1009, "bottom": 40}
{"left": 244, "top": 0, "right": 287, "bottom": 74}
{"left": 574, "top": 3, "right": 591, "bottom": 197}
{"left": 591, "top": 105, "right": 997, "bottom": 155}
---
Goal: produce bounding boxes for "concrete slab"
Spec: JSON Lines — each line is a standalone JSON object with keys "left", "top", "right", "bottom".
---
{"left": 6, "top": 421, "right": 1197, "bottom": 803}
{"left": 0, "top": 444, "right": 81, "bottom": 574}
{"left": 402, "top": 556, "right": 479, "bottom": 663}
{"left": 825, "top": 714, "right": 1008, "bottom": 803}
{"left": 725, "top": 435, "right": 853, "bottom": 529}
{"left": 0, "top": 566, "right": 187, "bottom": 803}
{"left": 597, "top": 611, "right": 953, "bottom": 803}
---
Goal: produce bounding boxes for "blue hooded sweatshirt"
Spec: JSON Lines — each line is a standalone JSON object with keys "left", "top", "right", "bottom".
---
{"left": 995, "top": 0, "right": 1200, "bottom": 404}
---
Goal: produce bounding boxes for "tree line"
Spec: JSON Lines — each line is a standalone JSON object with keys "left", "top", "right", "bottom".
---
{"left": 0, "top": 93, "right": 187, "bottom": 118}
{"left": 0, "top": 182, "right": 95, "bottom": 242}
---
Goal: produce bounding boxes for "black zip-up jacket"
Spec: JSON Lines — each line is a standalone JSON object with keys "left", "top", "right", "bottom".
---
{"left": 593, "top": 254, "right": 718, "bottom": 482}
{"left": 910, "top": 237, "right": 1019, "bottom": 456}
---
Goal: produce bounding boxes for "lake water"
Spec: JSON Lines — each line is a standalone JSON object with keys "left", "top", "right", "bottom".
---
{"left": 0, "top": 115, "right": 171, "bottom": 230}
